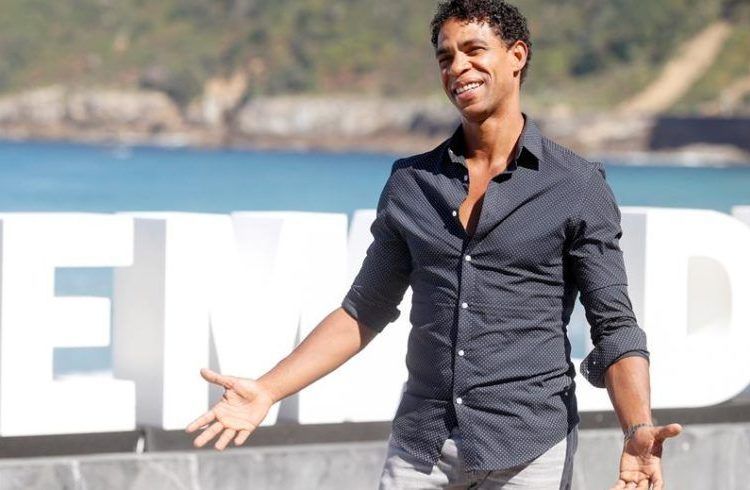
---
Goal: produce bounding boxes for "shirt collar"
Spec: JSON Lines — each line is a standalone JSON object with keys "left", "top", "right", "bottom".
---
{"left": 445, "top": 113, "right": 542, "bottom": 173}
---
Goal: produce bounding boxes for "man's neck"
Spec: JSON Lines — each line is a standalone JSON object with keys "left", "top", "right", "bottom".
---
{"left": 460, "top": 107, "right": 525, "bottom": 174}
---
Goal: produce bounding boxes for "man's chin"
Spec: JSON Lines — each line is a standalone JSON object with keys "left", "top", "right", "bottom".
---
{"left": 455, "top": 103, "right": 490, "bottom": 123}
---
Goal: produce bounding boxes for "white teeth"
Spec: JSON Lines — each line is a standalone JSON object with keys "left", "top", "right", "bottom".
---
{"left": 455, "top": 82, "right": 482, "bottom": 95}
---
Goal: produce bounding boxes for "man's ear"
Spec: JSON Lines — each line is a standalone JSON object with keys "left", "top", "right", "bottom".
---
{"left": 510, "top": 40, "right": 528, "bottom": 74}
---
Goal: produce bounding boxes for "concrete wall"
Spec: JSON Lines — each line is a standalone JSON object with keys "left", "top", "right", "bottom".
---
{"left": 1, "top": 423, "right": 748, "bottom": 490}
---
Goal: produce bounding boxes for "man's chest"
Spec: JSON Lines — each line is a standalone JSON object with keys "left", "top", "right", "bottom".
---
{"left": 390, "top": 169, "right": 574, "bottom": 272}
{"left": 458, "top": 169, "right": 495, "bottom": 236}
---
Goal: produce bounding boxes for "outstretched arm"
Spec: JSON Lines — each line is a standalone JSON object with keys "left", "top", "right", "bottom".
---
{"left": 187, "top": 162, "right": 412, "bottom": 450}
{"left": 185, "top": 307, "right": 377, "bottom": 450}
{"left": 256, "top": 307, "right": 378, "bottom": 403}
{"left": 187, "top": 162, "right": 411, "bottom": 450}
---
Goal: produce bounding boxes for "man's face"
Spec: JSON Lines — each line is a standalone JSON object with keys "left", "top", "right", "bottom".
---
{"left": 435, "top": 18, "right": 526, "bottom": 121}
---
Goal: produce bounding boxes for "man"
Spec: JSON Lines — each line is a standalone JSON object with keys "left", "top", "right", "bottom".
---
{"left": 186, "top": 1, "right": 682, "bottom": 488}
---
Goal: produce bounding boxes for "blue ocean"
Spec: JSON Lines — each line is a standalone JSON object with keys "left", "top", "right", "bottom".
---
{"left": 1, "top": 140, "right": 749, "bottom": 214}
{"left": 1, "top": 140, "right": 749, "bottom": 373}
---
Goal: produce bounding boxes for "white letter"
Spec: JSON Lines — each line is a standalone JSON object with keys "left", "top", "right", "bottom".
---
{"left": 0, "top": 214, "right": 135, "bottom": 436}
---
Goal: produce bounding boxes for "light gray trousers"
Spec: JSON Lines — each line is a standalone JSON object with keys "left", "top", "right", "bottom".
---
{"left": 378, "top": 426, "right": 578, "bottom": 490}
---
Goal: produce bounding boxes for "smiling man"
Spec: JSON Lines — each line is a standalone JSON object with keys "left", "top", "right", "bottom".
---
{"left": 186, "top": 1, "right": 681, "bottom": 489}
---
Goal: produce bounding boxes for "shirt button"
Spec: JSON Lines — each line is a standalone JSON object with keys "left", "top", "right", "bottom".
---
{"left": 461, "top": 302, "right": 468, "bottom": 309}
{"left": 463, "top": 175, "right": 468, "bottom": 182}
{"left": 458, "top": 349, "right": 465, "bottom": 356}
{"left": 451, "top": 210, "right": 458, "bottom": 217}
{"left": 464, "top": 255, "right": 472, "bottom": 262}
{"left": 456, "top": 397, "right": 463, "bottom": 405}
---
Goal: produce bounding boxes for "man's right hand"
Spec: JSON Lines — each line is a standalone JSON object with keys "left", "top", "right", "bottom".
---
{"left": 185, "top": 368, "right": 276, "bottom": 450}
{"left": 185, "top": 309, "right": 374, "bottom": 450}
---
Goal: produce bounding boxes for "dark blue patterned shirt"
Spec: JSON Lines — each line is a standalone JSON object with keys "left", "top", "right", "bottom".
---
{"left": 341, "top": 114, "right": 649, "bottom": 471}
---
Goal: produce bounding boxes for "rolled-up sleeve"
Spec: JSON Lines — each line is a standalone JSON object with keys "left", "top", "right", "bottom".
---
{"left": 341, "top": 163, "right": 412, "bottom": 333}
{"left": 567, "top": 162, "right": 649, "bottom": 388}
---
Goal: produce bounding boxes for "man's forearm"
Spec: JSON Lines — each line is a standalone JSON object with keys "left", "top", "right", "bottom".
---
{"left": 603, "top": 355, "right": 652, "bottom": 432}
{"left": 256, "top": 307, "right": 378, "bottom": 403}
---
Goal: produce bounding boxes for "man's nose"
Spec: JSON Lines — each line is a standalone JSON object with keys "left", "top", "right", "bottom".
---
{"left": 449, "top": 52, "right": 471, "bottom": 77}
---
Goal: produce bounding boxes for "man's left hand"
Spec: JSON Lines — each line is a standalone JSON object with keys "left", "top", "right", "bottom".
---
{"left": 610, "top": 423, "right": 683, "bottom": 490}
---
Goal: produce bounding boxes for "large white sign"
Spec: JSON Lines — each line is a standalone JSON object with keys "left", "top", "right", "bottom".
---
{"left": 0, "top": 206, "right": 749, "bottom": 435}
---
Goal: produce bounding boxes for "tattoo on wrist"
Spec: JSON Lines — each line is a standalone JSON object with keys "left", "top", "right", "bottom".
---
{"left": 623, "top": 422, "right": 653, "bottom": 441}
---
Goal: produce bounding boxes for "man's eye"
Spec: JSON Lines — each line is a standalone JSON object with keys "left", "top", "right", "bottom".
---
{"left": 468, "top": 47, "right": 484, "bottom": 55}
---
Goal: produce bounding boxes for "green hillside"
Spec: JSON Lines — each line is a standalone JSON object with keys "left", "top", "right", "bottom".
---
{"left": 0, "top": 0, "right": 748, "bottom": 112}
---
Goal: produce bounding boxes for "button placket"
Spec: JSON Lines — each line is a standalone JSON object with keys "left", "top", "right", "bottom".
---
{"left": 456, "top": 248, "right": 474, "bottom": 363}
{"left": 454, "top": 239, "right": 475, "bottom": 414}
{"left": 453, "top": 165, "right": 475, "bottom": 413}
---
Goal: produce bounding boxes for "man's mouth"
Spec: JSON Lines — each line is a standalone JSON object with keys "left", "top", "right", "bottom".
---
{"left": 453, "top": 81, "right": 484, "bottom": 96}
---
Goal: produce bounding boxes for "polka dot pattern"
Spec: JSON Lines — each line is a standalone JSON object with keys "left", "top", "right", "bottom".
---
{"left": 341, "top": 114, "right": 649, "bottom": 472}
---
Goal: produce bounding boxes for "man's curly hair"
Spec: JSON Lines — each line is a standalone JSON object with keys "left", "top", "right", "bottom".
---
{"left": 430, "top": 0, "right": 533, "bottom": 85}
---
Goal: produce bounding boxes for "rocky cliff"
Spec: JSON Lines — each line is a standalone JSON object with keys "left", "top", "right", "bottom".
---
{"left": 0, "top": 84, "right": 747, "bottom": 164}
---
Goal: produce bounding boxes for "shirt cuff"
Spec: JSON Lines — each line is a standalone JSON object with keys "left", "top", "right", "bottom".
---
{"left": 579, "top": 327, "right": 649, "bottom": 388}
{"left": 341, "top": 287, "right": 401, "bottom": 333}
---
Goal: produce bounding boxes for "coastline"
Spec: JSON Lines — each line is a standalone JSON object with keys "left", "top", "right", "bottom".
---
{"left": 0, "top": 89, "right": 748, "bottom": 165}
{"left": 2, "top": 125, "right": 748, "bottom": 168}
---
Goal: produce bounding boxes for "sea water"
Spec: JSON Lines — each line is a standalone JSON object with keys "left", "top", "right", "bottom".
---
{"left": 1, "top": 140, "right": 749, "bottom": 215}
